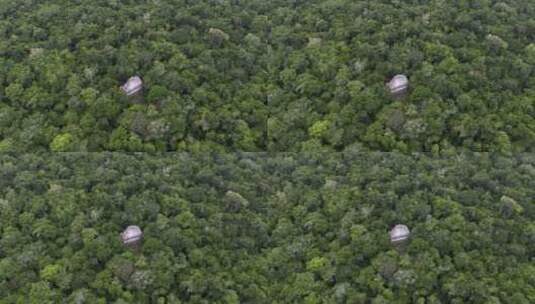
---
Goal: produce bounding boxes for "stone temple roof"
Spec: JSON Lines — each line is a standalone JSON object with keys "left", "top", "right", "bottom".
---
{"left": 388, "top": 74, "right": 409, "bottom": 95}
{"left": 121, "top": 225, "right": 143, "bottom": 244}
{"left": 121, "top": 76, "right": 143, "bottom": 96}
{"left": 390, "top": 224, "right": 410, "bottom": 243}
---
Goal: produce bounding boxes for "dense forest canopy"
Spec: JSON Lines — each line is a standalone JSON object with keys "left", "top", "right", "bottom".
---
{"left": 267, "top": 0, "right": 535, "bottom": 152}
{"left": 0, "top": 153, "right": 534, "bottom": 303}
{"left": 1, "top": 1, "right": 534, "bottom": 303}
{"left": 0, "top": 0, "right": 533, "bottom": 151}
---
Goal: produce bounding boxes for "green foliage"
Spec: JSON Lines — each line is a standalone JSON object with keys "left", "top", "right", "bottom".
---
{"left": 306, "top": 257, "right": 328, "bottom": 272}
{"left": 265, "top": 0, "right": 535, "bottom": 152}
{"left": 526, "top": 44, "right": 535, "bottom": 64}
{"left": 1, "top": 2, "right": 535, "bottom": 302}
{"left": 41, "top": 264, "right": 62, "bottom": 282}
{"left": 49, "top": 133, "right": 74, "bottom": 151}
{"left": 147, "top": 85, "right": 169, "bottom": 103}
{"left": 0, "top": 153, "right": 533, "bottom": 303}
{"left": 1, "top": 0, "right": 268, "bottom": 152}
{"left": 0, "top": 1, "right": 533, "bottom": 152}
{"left": 309, "top": 120, "right": 331, "bottom": 138}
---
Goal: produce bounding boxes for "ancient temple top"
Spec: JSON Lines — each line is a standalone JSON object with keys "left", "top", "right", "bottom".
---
{"left": 387, "top": 74, "right": 409, "bottom": 97}
{"left": 121, "top": 76, "right": 143, "bottom": 96}
{"left": 389, "top": 224, "right": 410, "bottom": 244}
{"left": 121, "top": 225, "right": 143, "bottom": 245}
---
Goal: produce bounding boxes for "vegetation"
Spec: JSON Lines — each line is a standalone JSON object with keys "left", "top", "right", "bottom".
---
{"left": 266, "top": 0, "right": 534, "bottom": 152}
{"left": 1, "top": 1, "right": 534, "bottom": 303}
{"left": 1, "top": 153, "right": 534, "bottom": 303}
{"left": 0, "top": 1, "right": 534, "bottom": 151}
{"left": 0, "top": 0, "right": 269, "bottom": 152}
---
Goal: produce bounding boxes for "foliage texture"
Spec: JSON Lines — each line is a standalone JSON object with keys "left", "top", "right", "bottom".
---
{"left": 0, "top": 153, "right": 533, "bottom": 303}
{"left": 0, "top": 1, "right": 534, "bottom": 151}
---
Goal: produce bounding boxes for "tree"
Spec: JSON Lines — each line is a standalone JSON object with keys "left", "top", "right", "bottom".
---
{"left": 50, "top": 133, "right": 75, "bottom": 151}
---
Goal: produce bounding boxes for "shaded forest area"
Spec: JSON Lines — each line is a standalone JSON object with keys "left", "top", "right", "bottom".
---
{"left": 0, "top": 1, "right": 533, "bottom": 152}
{"left": 0, "top": 153, "right": 533, "bottom": 303}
